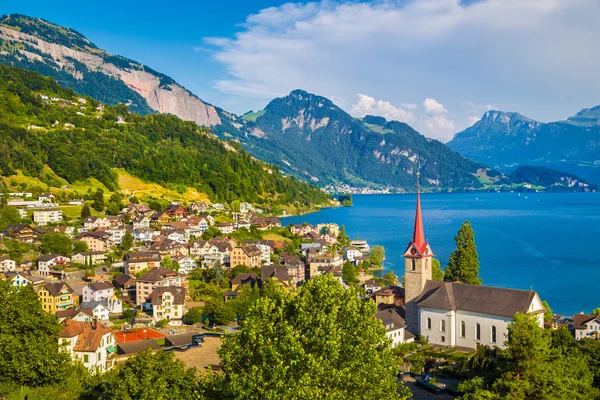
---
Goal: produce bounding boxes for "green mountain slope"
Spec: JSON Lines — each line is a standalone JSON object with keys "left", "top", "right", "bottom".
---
{"left": 448, "top": 109, "right": 600, "bottom": 183}
{"left": 509, "top": 166, "right": 596, "bottom": 192}
{"left": 214, "top": 90, "right": 498, "bottom": 191}
{"left": 0, "top": 64, "right": 332, "bottom": 208}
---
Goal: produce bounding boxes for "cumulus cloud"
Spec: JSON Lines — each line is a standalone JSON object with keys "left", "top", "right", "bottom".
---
{"left": 424, "top": 98, "right": 447, "bottom": 115}
{"left": 350, "top": 94, "right": 415, "bottom": 123}
{"left": 204, "top": 0, "right": 600, "bottom": 139}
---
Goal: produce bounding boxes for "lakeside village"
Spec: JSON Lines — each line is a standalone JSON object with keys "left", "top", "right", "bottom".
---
{"left": 1, "top": 187, "right": 600, "bottom": 395}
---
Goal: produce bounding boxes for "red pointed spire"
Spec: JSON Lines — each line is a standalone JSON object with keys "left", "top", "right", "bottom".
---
{"left": 412, "top": 177, "right": 425, "bottom": 249}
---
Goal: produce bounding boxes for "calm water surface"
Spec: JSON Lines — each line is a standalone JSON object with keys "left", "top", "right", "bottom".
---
{"left": 283, "top": 192, "right": 600, "bottom": 315}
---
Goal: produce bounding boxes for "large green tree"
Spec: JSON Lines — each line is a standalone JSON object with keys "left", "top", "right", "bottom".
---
{"left": 369, "top": 245, "right": 385, "bottom": 266}
{"left": 213, "top": 274, "right": 410, "bottom": 399}
{"left": 92, "top": 188, "right": 105, "bottom": 212}
{"left": 40, "top": 232, "right": 73, "bottom": 256}
{"left": 342, "top": 261, "right": 359, "bottom": 285}
{"left": 102, "top": 350, "right": 199, "bottom": 399}
{"left": 431, "top": 258, "right": 444, "bottom": 281}
{"left": 121, "top": 230, "right": 134, "bottom": 251}
{"left": 0, "top": 205, "right": 21, "bottom": 231}
{"left": 444, "top": 220, "right": 481, "bottom": 285}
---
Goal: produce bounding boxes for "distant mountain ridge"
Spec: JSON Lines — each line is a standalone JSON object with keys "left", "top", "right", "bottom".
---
{"left": 0, "top": 14, "right": 220, "bottom": 125}
{"left": 448, "top": 108, "right": 600, "bottom": 183}
{"left": 213, "top": 90, "right": 499, "bottom": 190}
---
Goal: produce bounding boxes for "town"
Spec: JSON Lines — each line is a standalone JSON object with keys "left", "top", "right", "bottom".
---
{"left": 2, "top": 183, "right": 599, "bottom": 399}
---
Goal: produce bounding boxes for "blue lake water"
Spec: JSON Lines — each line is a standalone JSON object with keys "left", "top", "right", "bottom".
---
{"left": 282, "top": 192, "right": 600, "bottom": 315}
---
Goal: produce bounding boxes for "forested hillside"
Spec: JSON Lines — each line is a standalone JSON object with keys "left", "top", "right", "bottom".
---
{"left": 0, "top": 64, "right": 332, "bottom": 207}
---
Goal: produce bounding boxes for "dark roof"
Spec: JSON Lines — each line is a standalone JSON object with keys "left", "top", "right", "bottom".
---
{"left": 37, "top": 253, "right": 65, "bottom": 262}
{"left": 147, "top": 286, "right": 186, "bottom": 305}
{"left": 261, "top": 265, "right": 291, "bottom": 283}
{"left": 87, "top": 281, "right": 114, "bottom": 292}
{"left": 416, "top": 281, "right": 540, "bottom": 318}
{"left": 137, "top": 267, "right": 179, "bottom": 282}
{"left": 43, "top": 282, "right": 74, "bottom": 296}
{"left": 165, "top": 334, "right": 194, "bottom": 347}
{"left": 123, "top": 252, "right": 160, "bottom": 262}
{"left": 573, "top": 314, "right": 599, "bottom": 330}
{"left": 117, "top": 339, "right": 162, "bottom": 355}
{"left": 4, "top": 223, "right": 33, "bottom": 233}
{"left": 113, "top": 274, "right": 135, "bottom": 287}
{"left": 376, "top": 309, "right": 407, "bottom": 331}
{"left": 78, "top": 231, "right": 111, "bottom": 240}
{"left": 231, "top": 273, "right": 259, "bottom": 287}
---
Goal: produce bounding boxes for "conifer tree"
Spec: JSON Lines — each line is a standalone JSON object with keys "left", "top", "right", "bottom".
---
{"left": 444, "top": 221, "right": 481, "bottom": 285}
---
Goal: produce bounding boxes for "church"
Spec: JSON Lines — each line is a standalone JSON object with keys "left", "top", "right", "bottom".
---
{"left": 400, "top": 183, "right": 545, "bottom": 350}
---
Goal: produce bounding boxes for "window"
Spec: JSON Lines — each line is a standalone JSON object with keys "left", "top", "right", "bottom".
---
{"left": 441, "top": 320, "right": 446, "bottom": 333}
{"left": 426, "top": 317, "right": 431, "bottom": 330}
{"left": 83, "top": 354, "right": 89, "bottom": 363}
{"left": 476, "top": 323, "right": 481, "bottom": 341}
{"left": 411, "top": 259, "right": 416, "bottom": 271}
{"left": 441, "top": 335, "right": 445, "bottom": 343}
{"left": 491, "top": 326, "right": 497, "bottom": 343}
{"left": 460, "top": 321, "right": 466, "bottom": 338}
{"left": 425, "top": 259, "right": 429, "bottom": 270}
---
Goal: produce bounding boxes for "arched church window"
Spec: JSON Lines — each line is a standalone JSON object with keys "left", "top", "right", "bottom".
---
{"left": 441, "top": 320, "right": 446, "bottom": 333}
{"left": 460, "top": 321, "right": 466, "bottom": 338}
{"left": 476, "top": 323, "right": 481, "bottom": 341}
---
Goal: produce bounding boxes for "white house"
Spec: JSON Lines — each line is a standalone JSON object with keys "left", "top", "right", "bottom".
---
{"left": 37, "top": 254, "right": 70, "bottom": 276}
{"left": 72, "top": 251, "right": 106, "bottom": 266}
{"left": 146, "top": 286, "right": 187, "bottom": 326}
{"left": 174, "top": 256, "right": 197, "bottom": 275}
{"left": 68, "top": 199, "right": 85, "bottom": 206}
{"left": 376, "top": 309, "right": 413, "bottom": 347}
{"left": 573, "top": 313, "right": 600, "bottom": 340}
{"left": 343, "top": 247, "right": 362, "bottom": 264}
{"left": 79, "top": 300, "right": 112, "bottom": 320}
{"left": 83, "top": 216, "right": 111, "bottom": 230}
{"left": 33, "top": 209, "right": 63, "bottom": 226}
{"left": 0, "top": 256, "right": 16, "bottom": 272}
{"left": 132, "top": 215, "right": 151, "bottom": 230}
{"left": 59, "top": 319, "right": 116, "bottom": 373}
{"left": 82, "top": 281, "right": 115, "bottom": 303}
{"left": 106, "top": 227, "right": 127, "bottom": 246}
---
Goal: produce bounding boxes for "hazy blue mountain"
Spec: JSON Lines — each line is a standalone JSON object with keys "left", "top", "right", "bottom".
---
{"left": 509, "top": 166, "right": 596, "bottom": 192}
{"left": 448, "top": 109, "right": 600, "bottom": 183}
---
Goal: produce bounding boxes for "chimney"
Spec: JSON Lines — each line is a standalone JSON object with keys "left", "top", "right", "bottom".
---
{"left": 92, "top": 318, "right": 97, "bottom": 329}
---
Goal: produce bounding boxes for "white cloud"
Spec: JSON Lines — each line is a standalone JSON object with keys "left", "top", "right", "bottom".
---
{"left": 401, "top": 103, "right": 418, "bottom": 110}
{"left": 350, "top": 94, "right": 414, "bottom": 123}
{"left": 423, "top": 98, "right": 447, "bottom": 115}
{"left": 205, "top": 0, "right": 600, "bottom": 139}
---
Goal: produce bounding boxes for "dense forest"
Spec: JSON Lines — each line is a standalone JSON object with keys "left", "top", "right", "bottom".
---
{"left": 0, "top": 64, "right": 332, "bottom": 207}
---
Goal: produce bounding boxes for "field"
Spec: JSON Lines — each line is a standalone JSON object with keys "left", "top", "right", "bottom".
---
{"left": 262, "top": 232, "right": 292, "bottom": 242}
{"left": 114, "top": 328, "right": 166, "bottom": 344}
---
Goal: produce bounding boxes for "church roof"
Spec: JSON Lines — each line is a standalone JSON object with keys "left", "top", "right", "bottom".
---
{"left": 404, "top": 181, "right": 432, "bottom": 258}
{"left": 416, "top": 280, "right": 541, "bottom": 318}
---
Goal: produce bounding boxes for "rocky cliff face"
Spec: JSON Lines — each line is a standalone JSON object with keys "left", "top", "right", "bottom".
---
{"left": 0, "top": 16, "right": 220, "bottom": 126}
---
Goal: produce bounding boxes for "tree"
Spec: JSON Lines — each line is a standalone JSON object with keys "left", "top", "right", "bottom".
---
{"left": 542, "top": 300, "right": 553, "bottom": 323}
{"left": 160, "top": 254, "right": 175, "bottom": 270}
{"left": 73, "top": 239, "right": 88, "bottom": 254}
{"left": 216, "top": 274, "right": 410, "bottom": 399}
{"left": 207, "top": 262, "right": 226, "bottom": 286}
{"left": 592, "top": 307, "right": 600, "bottom": 315}
{"left": 80, "top": 203, "right": 91, "bottom": 219}
{"left": 342, "top": 261, "right": 359, "bottom": 285}
{"left": 102, "top": 350, "right": 199, "bottom": 399}
{"left": 0, "top": 205, "right": 21, "bottom": 231}
{"left": 202, "top": 225, "right": 222, "bottom": 240}
{"left": 230, "top": 200, "right": 241, "bottom": 213}
{"left": 0, "top": 281, "right": 80, "bottom": 387}
{"left": 431, "top": 258, "right": 444, "bottom": 281}
{"left": 337, "top": 224, "right": 350, "bottom": 247}
{"left": 92, "top": 188, "right": 104, "bottom": 212}
{"left": 381, "top": 271, "right": 399, "bottom": 286}
{"left": 204, "top": 296, "right": 236, "bottom": 325}
{"left": 40, "top": 232, "right": 73, "bottom": 256}
{"left": 369, "top": 245, "right": 385, "bottom": 266}
{"left": 121, "top": 230, "right": 134, "bottom": 251}
{"left": 230, "top": 284, "right": 261, "bottom": 320}
{"left": 183, "top": 307, "right": 204, "bottom": 325}
{"left": 444, "top": 221, "right": 481, "bottom": 285}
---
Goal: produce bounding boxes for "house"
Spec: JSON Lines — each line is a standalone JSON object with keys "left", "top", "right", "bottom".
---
{"left": 216, "top": 223, "right": 235, "bottom": 234}
{"left": 251, "top": 216, "right": 281, "bottom": 230}
{"left": 38, "top": 193, "right": 56, "bottom": 203}
{"left": 211, "top": 203, "right": 225, "bottom": 211}
{"left": 343, "top": 247, "right": 363, "bottom": 264}
{"left": 123, "top": 203, "right": 153, "bottom": 217}
{"left": 68, "top": 199, "right": 85, "bottom": 206}
{"left": 402, "top": 186, "right": 544, "bottom": 350}
{"left": 573, "top": 314, "right": 600, "bottom": 340}
{"left": 56, "top": 307, "right": 94, "bottom": 323}
{"left": 363, "top": 279, "right": 382, "bottom": 294}
{"left": 261, "top": 265, "right": 291, "bottom": 287}
{"left": 188, "top": 201, "right": 208, "bottom": 214}
{"left": 106, "top": 216, "right": 123, "bottom": 228}
{"left": 105, "top": 227, "right": 127, "bottom": 245}
{"left": 350, "top": 239, "right": 370, "bottom": 252}
{"left": 231, "top": 273, "right": 260, "bottom": 291}
{"left": 321, "top": 234, "right": 337, "bottom": 245}
{"left": 77, "top": 231, "right": 113, "bottom": 252}
{"left": 135, "top": 267, "right": 185, "bottom": 306}
{"left": 230, "top": 245, "right": 262, "bottom": 268}
{"left": 123, "top": 252, "right": 161, "bottom": 275}
{"left": 150, "top": 211, "right": 171, "bottom": 225}
{"left": 166, "top": 229, "right": 189, "bottom": 244}
{"left": 59, "top": 319, "right": 116, "bottom": 373}
{"left": 308, "top": 254, "right": 344, "bottom": 278}
{"left": 33, "top": 209, "right": 63, "bottom": 226}
{"left": 47, "top": 225, "right": 76, "bottom": 238}
{"left": 146, "top": 286, "right": 187, "bottom": 325}
{"left": 150, "top": 239, "right": 188, "bottom": 258}
{"left": 5, "top": 271, "right": 44, "bottom": 289}
{"left": 243, "top": 240, "right": 273, "bottom": 263}
{"left": 279, "top": 252, "right": 305, "bottom": 285}
{"left": 133, "top": 227, "right": 155, "bottom": 243}
{"left": 236, "top": 221, "right": 252, "bottom": 230}
{"left": 174, "top": 256, "right": 197, "bottom": 275}
{"left": 317, "top": 223, "right": 339, "bottom": 237}
{"left": 72, "top": 251, "right": 106, "bottom": 266}
{"left": 2, "top": 224, "right": 35, "bottom": 242}
{"left": 376, "top": 309, "right": 413, "bottom": 347}
{"left": 132, "top": 215, "right": 151, "bottom": 230}
{"left": 0, "top": 256, "right": 16, "bottom": 272}
{"left": 82, "top": 281, "right": 115, "bottom": 303}
{"left": 290, "top": 224, "right": 318, "bottom": 236}
{"left": 165, "top": 203, "right": 188, "bottom": 219}
{"left": 113, "top": 274, "right": 136, "bottom": 291}
{"left": 38, "top": 282, "right": 75, "bottom": 313}
{"left": 83, "top": 216, "right": 111, "bottom": 230}
{"left": 185, "top": 216, "right": 212, "bottom": 233}
{"left": 37, "top": 254, "right": 70, "bottom": 276}
{"left": 79, "top": 300, "right": 112, "bottom": 321}
{"left": 189, "top": 240, "right": 213, "bottom": 257}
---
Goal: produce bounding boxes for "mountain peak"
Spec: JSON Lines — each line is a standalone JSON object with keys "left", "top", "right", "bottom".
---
{"left": 479, "top": 110, "right": 538, "bottom": 125}
{"left": 566, "top": 104, "right": 600, "bottom": 126}
{"left": 0, "top": 14, "right": 97, "bottom": 50}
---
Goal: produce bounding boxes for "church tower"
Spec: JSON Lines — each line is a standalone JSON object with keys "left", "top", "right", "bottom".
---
{"left": 404, "top": 174, "right": 433, "bottom": 332}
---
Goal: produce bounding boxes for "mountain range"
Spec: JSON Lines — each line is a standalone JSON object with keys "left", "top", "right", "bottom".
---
{"left": 0, "top": 14, "right": 597, "bottom": 191}
{"left": 449, "top": 108, "right": 600, "bottom": 184}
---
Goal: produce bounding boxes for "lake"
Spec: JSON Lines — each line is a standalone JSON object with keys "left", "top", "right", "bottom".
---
{"left": 282, "top": 192, "right": 600, "bottom": 315}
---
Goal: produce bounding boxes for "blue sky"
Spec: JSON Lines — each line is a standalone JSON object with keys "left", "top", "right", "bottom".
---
{"left": 3, "top": 0, "right": 600, "bottom": 141}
